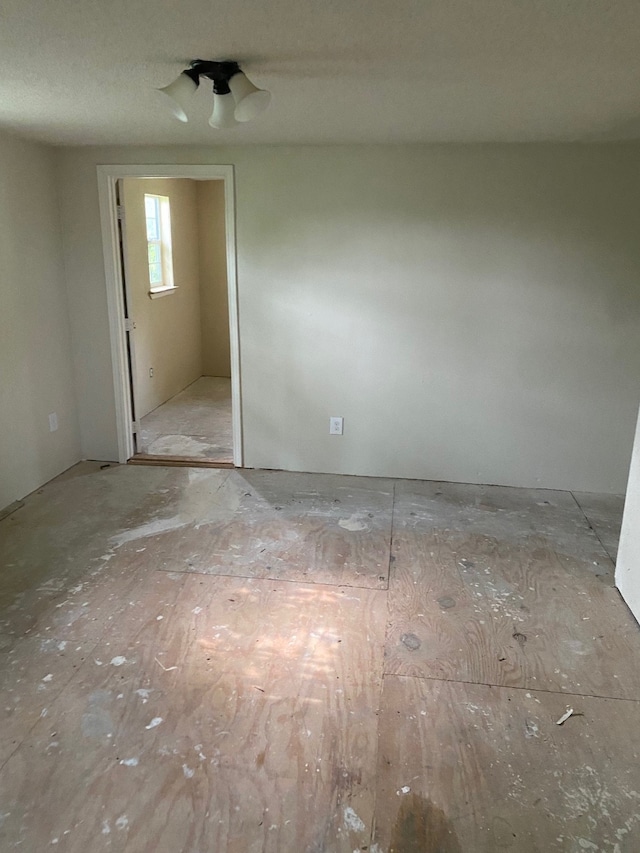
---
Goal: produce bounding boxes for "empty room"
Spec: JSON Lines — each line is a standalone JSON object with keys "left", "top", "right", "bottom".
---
{"left": 2, "top": 2, "right": 640, "bottom": 852}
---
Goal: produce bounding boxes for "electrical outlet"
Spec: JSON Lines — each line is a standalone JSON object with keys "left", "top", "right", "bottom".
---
{"left": 149, "top": 367, "right": 154, "bottom": 378}
{"left": 329, "top": 416, "right": 343, "bottom": 435}
{"left": 48, "top": 412, "right": 58, "bottom": 432}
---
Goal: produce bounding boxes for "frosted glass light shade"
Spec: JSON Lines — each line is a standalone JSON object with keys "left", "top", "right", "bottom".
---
{"left": 156, "top": 73, "right": 198, "bottom": 122}
{"left": 209, "top": 92, "right": 239, "bottom": 129}
{"left": 229, "top": 71, "right": 271, "bottom": 122}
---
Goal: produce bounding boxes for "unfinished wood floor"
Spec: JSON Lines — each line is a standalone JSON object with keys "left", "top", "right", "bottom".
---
{"left": 137, "top": 376, "right": 233, "bottom": 462}
{"left": 0, "top": 464, "right": 636, "bottom": 852}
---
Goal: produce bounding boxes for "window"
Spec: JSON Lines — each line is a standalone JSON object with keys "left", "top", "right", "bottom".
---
{"left": 144, "top": 194, "right": 175, "bottom": 295}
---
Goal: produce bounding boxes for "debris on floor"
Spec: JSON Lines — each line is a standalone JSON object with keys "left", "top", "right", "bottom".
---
{"left": 556, "top": 707, "right": 575, "bottom": 725}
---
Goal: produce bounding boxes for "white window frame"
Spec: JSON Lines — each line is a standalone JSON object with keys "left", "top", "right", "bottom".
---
{"left": 144, "top": 193, "right": 176, "bottom": 297}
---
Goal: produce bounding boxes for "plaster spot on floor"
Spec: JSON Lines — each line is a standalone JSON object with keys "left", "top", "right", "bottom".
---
{"left": 115, "top": 815, "right": 129, "bottom": 830}
{"left": 343, "top": 806, "right": 366, "bottom": 832}
{"left": 183, "top": 764, "right": 195, "bottom": 779}
{"left": 119, "top": 757, "right": 139, "bottom": 766}
{"left": 565, "top": 639, "right": 588, "bottom": 656}
{"left": 110, "top": 656, "right": 127, "bottom": 667}
{"left": 339, "top": 514, "right": 369, "bottom": 532}
{"left": 148, "top": 435, "right": 215, "bottom": 457}
{"left": 111, "top": 517, "right": 188, "bottom": 547}
{"left": 525, "top": 719, "right": 540, "bottom": 738}
{"left": 145, "top": 716, "right": 163, "bottom": 730}
{"left": 82, "top": 691, "right": 113, "bottom": 738}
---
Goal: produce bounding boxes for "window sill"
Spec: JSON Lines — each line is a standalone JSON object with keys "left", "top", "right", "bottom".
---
{"left": 148, "top": 286, "right": 178, "bottom": 299}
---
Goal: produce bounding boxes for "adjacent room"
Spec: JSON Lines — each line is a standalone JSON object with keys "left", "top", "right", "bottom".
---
{"left": 120, "top": 177, "right": 233, "bottom": 464}
{"left": 2, "top": 2, "right": 640, "bottom": 851}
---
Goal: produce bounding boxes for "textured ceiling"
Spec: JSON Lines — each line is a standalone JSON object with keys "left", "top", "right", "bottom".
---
{"left": 1, "top": 0, "right": 640, "bottom": 145}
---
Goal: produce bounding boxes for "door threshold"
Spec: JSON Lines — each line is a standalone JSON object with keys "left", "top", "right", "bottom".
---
{"left": 129, "top": 454, "right": 235, "bottom": 469}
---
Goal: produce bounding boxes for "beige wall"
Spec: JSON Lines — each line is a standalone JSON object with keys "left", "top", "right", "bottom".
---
{"left": 197, "top": 181, "right": 230, "bottom": 378}
{"left": 56, "top": 144, "right": 640, "bottom": 493}
{"left": 0, "top": 130, "right": 80, "bottom": 509}
{"left": 122, "top": 178, "right": 202, "bottom": 419}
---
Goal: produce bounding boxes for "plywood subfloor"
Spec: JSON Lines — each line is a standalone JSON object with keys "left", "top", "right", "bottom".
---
{"left": 138, "top": 469, "right": 395, "bottom": 589}
{"left": 375, "top": 677, "right": 640, "bottom": 852}
{"left": 137, "top": 376, "right": 232, "bottom": 462}
{"left": 385, "top": 480, "right": 639, "bottom": 699}
{"left": 0, "top": 464, "right": 636, "bottom": 852}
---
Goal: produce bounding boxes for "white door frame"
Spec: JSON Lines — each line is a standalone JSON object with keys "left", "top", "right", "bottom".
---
{"left": 97, "top": 164, "right": 242, "bottom": 466}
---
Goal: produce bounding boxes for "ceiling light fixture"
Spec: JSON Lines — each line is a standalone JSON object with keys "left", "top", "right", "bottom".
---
{"left": 157, "top": 60, "right": 271, "bottom": 129}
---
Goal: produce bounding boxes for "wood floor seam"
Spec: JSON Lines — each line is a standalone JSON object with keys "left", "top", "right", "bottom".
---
{"left": 386, "top": 480, "right": 397, "bottom": 589}
{"left": 569, "top": 490, "right": 617, "bottom": 567}
{"left": 381, "top": 671, "right": 640, "bottom": 704}
{"left": 154, "top": 565, "right": 389, "bottom": 591}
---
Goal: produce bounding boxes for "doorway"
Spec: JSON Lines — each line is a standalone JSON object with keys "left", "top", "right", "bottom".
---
{"left": 97, "top": 165, "right": 242, "bottom": 467}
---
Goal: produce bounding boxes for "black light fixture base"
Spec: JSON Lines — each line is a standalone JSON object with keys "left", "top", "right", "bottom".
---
{"left": 184, "top": 59, "right": 241, "bottom": 94}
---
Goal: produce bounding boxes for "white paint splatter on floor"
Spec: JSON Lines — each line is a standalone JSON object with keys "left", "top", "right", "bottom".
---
{"left": 343, "top": 806, "right": 366, "bottom": 832}
{"left": 338, "top": 514, "right": 369, "bottom": 532}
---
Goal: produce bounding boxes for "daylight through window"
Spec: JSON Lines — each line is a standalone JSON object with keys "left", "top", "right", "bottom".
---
{"left": 144, "top": 194, "right": 174, "bottom": 293}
